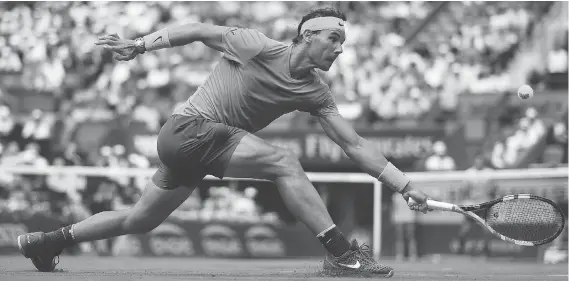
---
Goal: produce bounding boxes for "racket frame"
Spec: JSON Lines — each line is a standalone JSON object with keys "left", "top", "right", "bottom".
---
{"left": 412, "top": 194, "right": 566, "bottom": 246}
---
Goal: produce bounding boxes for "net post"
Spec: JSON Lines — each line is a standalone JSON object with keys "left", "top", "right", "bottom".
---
{"left": 373, "top": 179, "right": 382, "bottom": 260}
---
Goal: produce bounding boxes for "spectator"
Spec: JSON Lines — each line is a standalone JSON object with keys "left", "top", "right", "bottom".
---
{"left": 457, "top": 155, "right": 496, "bottom": 256}
{"left": 61, "top": 142, "right": 84, "bottom": 166}
{"left": 0, "top": 105, "right": 23, "bottom": 146}
{"left": 20, "top": 109, "right": 55, "bottom": 155}
{"left": 533, "top": 118, "right": 569, "bottom": 168}
{"left": 425, "top": 141, "right": 456, "bottom": 171}
{"left": 233, "top": 187, "right": 260, "bottom": 219}
{"left": 492, "top": 119, "right": 534, "bottom": 169}
{"left": 18, "top": 142, "right": 49, "bottom": 167}
{"left": 552, "top": 120, "right": 568, "bottom": 164}
{"left": 548, "top": 36, "right": 568, "bottom": 74}
{"left": 525, "top": 107, "right": 546, "bottom": 143}
{"left": 463, "top": 155, "right": 496, "bottom": 203}
{"left": 132, "top": 92, "right": 161, "bottom": 133}
{"left": 391, "top": 191, "right": 418, "bottom": 261}
{"left": 514, "top": 118, "right": 535, "bottom": 150}
{"left": 6, "top": 190, "right": 30, "bottom": 212}
{"left": 46, "top": 156, "right": 87, "bottom": 203}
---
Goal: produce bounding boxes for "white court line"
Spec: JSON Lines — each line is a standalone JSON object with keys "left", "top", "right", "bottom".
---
{"left": 493, "top": 275, "right": 569, "bottom": 277}
{"left": 439, "top": 275, "right": 569, "bottom": 278}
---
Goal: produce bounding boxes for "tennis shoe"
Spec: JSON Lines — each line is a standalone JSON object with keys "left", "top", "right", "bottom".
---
{"left": 18, "top": 232, "right": 62, "bottom": 272}
{"left": 323, "top": 239, "right": 394, "bottom": 277}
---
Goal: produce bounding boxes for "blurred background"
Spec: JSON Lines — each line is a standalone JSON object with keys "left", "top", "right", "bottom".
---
{"left": 0, "top": 1, "right": 567, "bottom": 263}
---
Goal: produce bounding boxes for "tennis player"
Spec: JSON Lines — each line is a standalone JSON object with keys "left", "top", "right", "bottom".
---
{"left": 18, "top": 7, "right": 432, "bottom": 277}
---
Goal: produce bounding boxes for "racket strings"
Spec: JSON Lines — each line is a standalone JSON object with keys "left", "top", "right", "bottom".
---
{"left": 485, "top": 199, "right": 564, "bottom": 242}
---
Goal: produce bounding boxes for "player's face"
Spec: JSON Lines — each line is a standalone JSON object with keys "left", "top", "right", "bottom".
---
{"left": 308, "top": 30, "right": 345, "bottom": 71}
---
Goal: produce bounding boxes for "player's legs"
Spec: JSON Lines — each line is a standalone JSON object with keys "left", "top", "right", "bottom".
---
{"left": 60, "top": 115, "right": 215, "bottom": 242}
{"left": 70, "top": 181, "right": 194, "bottom": 242}
{"left": 224, "top": 133, "right": 334, "bottom": 234}
{"left": 17, "top": 179, "right": 196, "bottom": 272}
{"left": 223, "top": 133, "right": 393, "bottom": 276}
{"left": 18, "top": 114, "right": 206, "bottom": 272}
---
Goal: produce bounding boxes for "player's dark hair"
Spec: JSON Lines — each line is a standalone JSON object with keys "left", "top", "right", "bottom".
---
{"left": 292, "top": 7, "right": 346, "bottom": 45}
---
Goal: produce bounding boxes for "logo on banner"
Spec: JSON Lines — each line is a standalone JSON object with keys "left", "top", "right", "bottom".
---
{"left": 266, "top": 133, "right": 437, "bottom": 163}
{"left": 149, "top": 223, "right": 194, "bottom": 256}
{"left": 244, "top": 226, "right": 285, "bottom": 257}
{"left": 0, "top": 223, "right": 27, "bottom": 247}
{"left": 201, "top": 224, "right": 243, "bottom": 257}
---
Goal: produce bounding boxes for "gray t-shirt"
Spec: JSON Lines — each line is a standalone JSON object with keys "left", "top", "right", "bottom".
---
{"left": 173, "top": 27, "right": 339, "bottom": 133}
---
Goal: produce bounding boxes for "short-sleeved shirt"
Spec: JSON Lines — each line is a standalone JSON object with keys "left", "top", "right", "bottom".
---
{"left": 172, "top": 27, "right": 339, "bottom": 133}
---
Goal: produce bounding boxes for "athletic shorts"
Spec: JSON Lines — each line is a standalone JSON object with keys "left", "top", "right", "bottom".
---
{"left": 151, "top": 114, "right": 248, "bottom": 190}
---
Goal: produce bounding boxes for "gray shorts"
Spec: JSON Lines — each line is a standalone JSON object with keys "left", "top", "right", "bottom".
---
{"left": 151, "top": 114, "right": 248, "bottom": 190}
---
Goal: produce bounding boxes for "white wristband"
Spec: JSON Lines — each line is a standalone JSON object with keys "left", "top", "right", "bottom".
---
{"left": 143, "top": 28, "right": 172, "bottom": 52}
{"left": 377, "top": 162, "right": 410, "bottom": 193}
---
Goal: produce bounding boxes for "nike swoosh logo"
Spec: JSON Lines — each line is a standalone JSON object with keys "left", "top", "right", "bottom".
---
{"left": 153, "top": 36, "right": 162, "bottom": 44}
{"left": 338, "top": 21, "right": 344, "bottom": 26}
{"left": 338, "top": 261, "right": 360, "bottom": 269}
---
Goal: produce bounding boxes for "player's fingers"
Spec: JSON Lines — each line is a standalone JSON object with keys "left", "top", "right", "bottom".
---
{"left": 104, "top": 45, "right": 127, "bottom": 51}
{"left": 94, "top": 39, "right": 118, "bottom": 46}
{"left": 98, "top": 34, "right": 118, "bottom": 41}
{"left": 409, "top": 203, "right": 429, "bottom": 213}
{"left": 114, "top": 52, "right": 136, "bottom": 61}
{"left": 114, "top": 54, "right": 127, "bottom": 61}
{"left": 409, "top": 204, "right": 420, "bottom": 211}
{"left": 127, "top": 52, "right": 138, "bottom": 60}
{"left": 114, "top": 53, "right": 129, "bottom": 61}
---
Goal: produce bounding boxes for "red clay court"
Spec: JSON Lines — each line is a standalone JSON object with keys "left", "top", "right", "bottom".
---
{"left": 0, "top": 255, "right": 566, "bottom": 281}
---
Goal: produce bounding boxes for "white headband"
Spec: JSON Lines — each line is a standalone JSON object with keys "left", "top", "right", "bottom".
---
{"left": 300, "top": 17, "right": 346, "bottom": 35}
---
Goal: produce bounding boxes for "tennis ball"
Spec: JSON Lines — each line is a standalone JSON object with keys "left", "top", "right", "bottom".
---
{"left": 517, "top": 85, "right": 534, "bottom": 100}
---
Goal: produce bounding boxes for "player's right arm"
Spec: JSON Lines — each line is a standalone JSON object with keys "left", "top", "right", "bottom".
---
{"left": 94, "top": 23, "right": 227, "bottom": 60}
{"left": 95, "top": 23, "right": 267, "bottom": 64}
{"left": 167, "top": 23, "right": 227, "bottom": 52}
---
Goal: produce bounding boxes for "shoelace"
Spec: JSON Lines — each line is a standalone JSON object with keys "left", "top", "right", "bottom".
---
{"left": 355, "top": 243, "right": 374, "bottom": 259}
{"left": 355, "top": 243, "right": 393, "bottom": 272}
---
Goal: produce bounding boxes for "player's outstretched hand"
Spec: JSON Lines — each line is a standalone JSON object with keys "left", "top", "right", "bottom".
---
{"left": 401, "top": 185, "right": 432, "bottom": 214}
{"left": 95, "top": 33, "right": 138, "bottom": 61}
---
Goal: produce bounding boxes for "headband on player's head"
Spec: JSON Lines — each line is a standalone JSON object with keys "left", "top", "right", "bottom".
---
{"left": 300, "top": 17, "right": 346, "bottom": 36}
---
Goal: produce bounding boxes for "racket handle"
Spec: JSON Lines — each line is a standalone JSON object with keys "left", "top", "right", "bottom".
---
{"left": 408, "top": 198, "right": 457, "bottom": 211}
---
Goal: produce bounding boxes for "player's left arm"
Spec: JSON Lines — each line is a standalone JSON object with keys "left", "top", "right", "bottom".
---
{"left": 318, "top": 114, "right": 388, "bottom": 180}
{"left": 318, "top": 113, "right": 431, "bottom": 209}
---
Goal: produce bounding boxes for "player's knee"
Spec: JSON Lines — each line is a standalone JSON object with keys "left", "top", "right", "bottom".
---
{"left": 123, "top": 210, "right": 162, "bottom": 234}
{"left": 272, "top": 148, "right": 303, "bottom": 178}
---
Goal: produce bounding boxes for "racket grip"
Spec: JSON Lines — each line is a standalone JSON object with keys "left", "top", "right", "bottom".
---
{"left": 408, "top": 198, "right": 457, "bottom": 211}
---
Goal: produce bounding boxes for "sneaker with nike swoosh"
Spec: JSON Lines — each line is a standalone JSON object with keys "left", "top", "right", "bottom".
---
{"left": 323, "top": 239, "right": 394, "bottom": 277}
{"left": 18, "top": 232, "right": 62, "bottom": 272}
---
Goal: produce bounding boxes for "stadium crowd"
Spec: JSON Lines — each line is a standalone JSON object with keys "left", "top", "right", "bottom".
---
{"left": 0, "top": 2, "right": 559, "bottom": 127}
{"left": 0, "top": 2, "right": 566, "bottom": 259}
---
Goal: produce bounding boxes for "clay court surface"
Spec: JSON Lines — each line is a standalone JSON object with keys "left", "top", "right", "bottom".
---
{"left": 0, "top": 255, "right": 566, "bottom": 281}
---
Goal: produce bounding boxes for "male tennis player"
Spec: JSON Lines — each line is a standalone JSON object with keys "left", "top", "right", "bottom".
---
{"left": 17, "top": 7, "right": 432, "bottom": 277}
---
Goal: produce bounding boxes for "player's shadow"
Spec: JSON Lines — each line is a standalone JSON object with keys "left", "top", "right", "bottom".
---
{"left": 19, "top": 268, "right": 68, "bottom": 273}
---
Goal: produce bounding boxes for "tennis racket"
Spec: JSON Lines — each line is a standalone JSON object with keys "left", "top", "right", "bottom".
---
{"left": 409, "top": 194, "right": 566, "bottom": 246}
